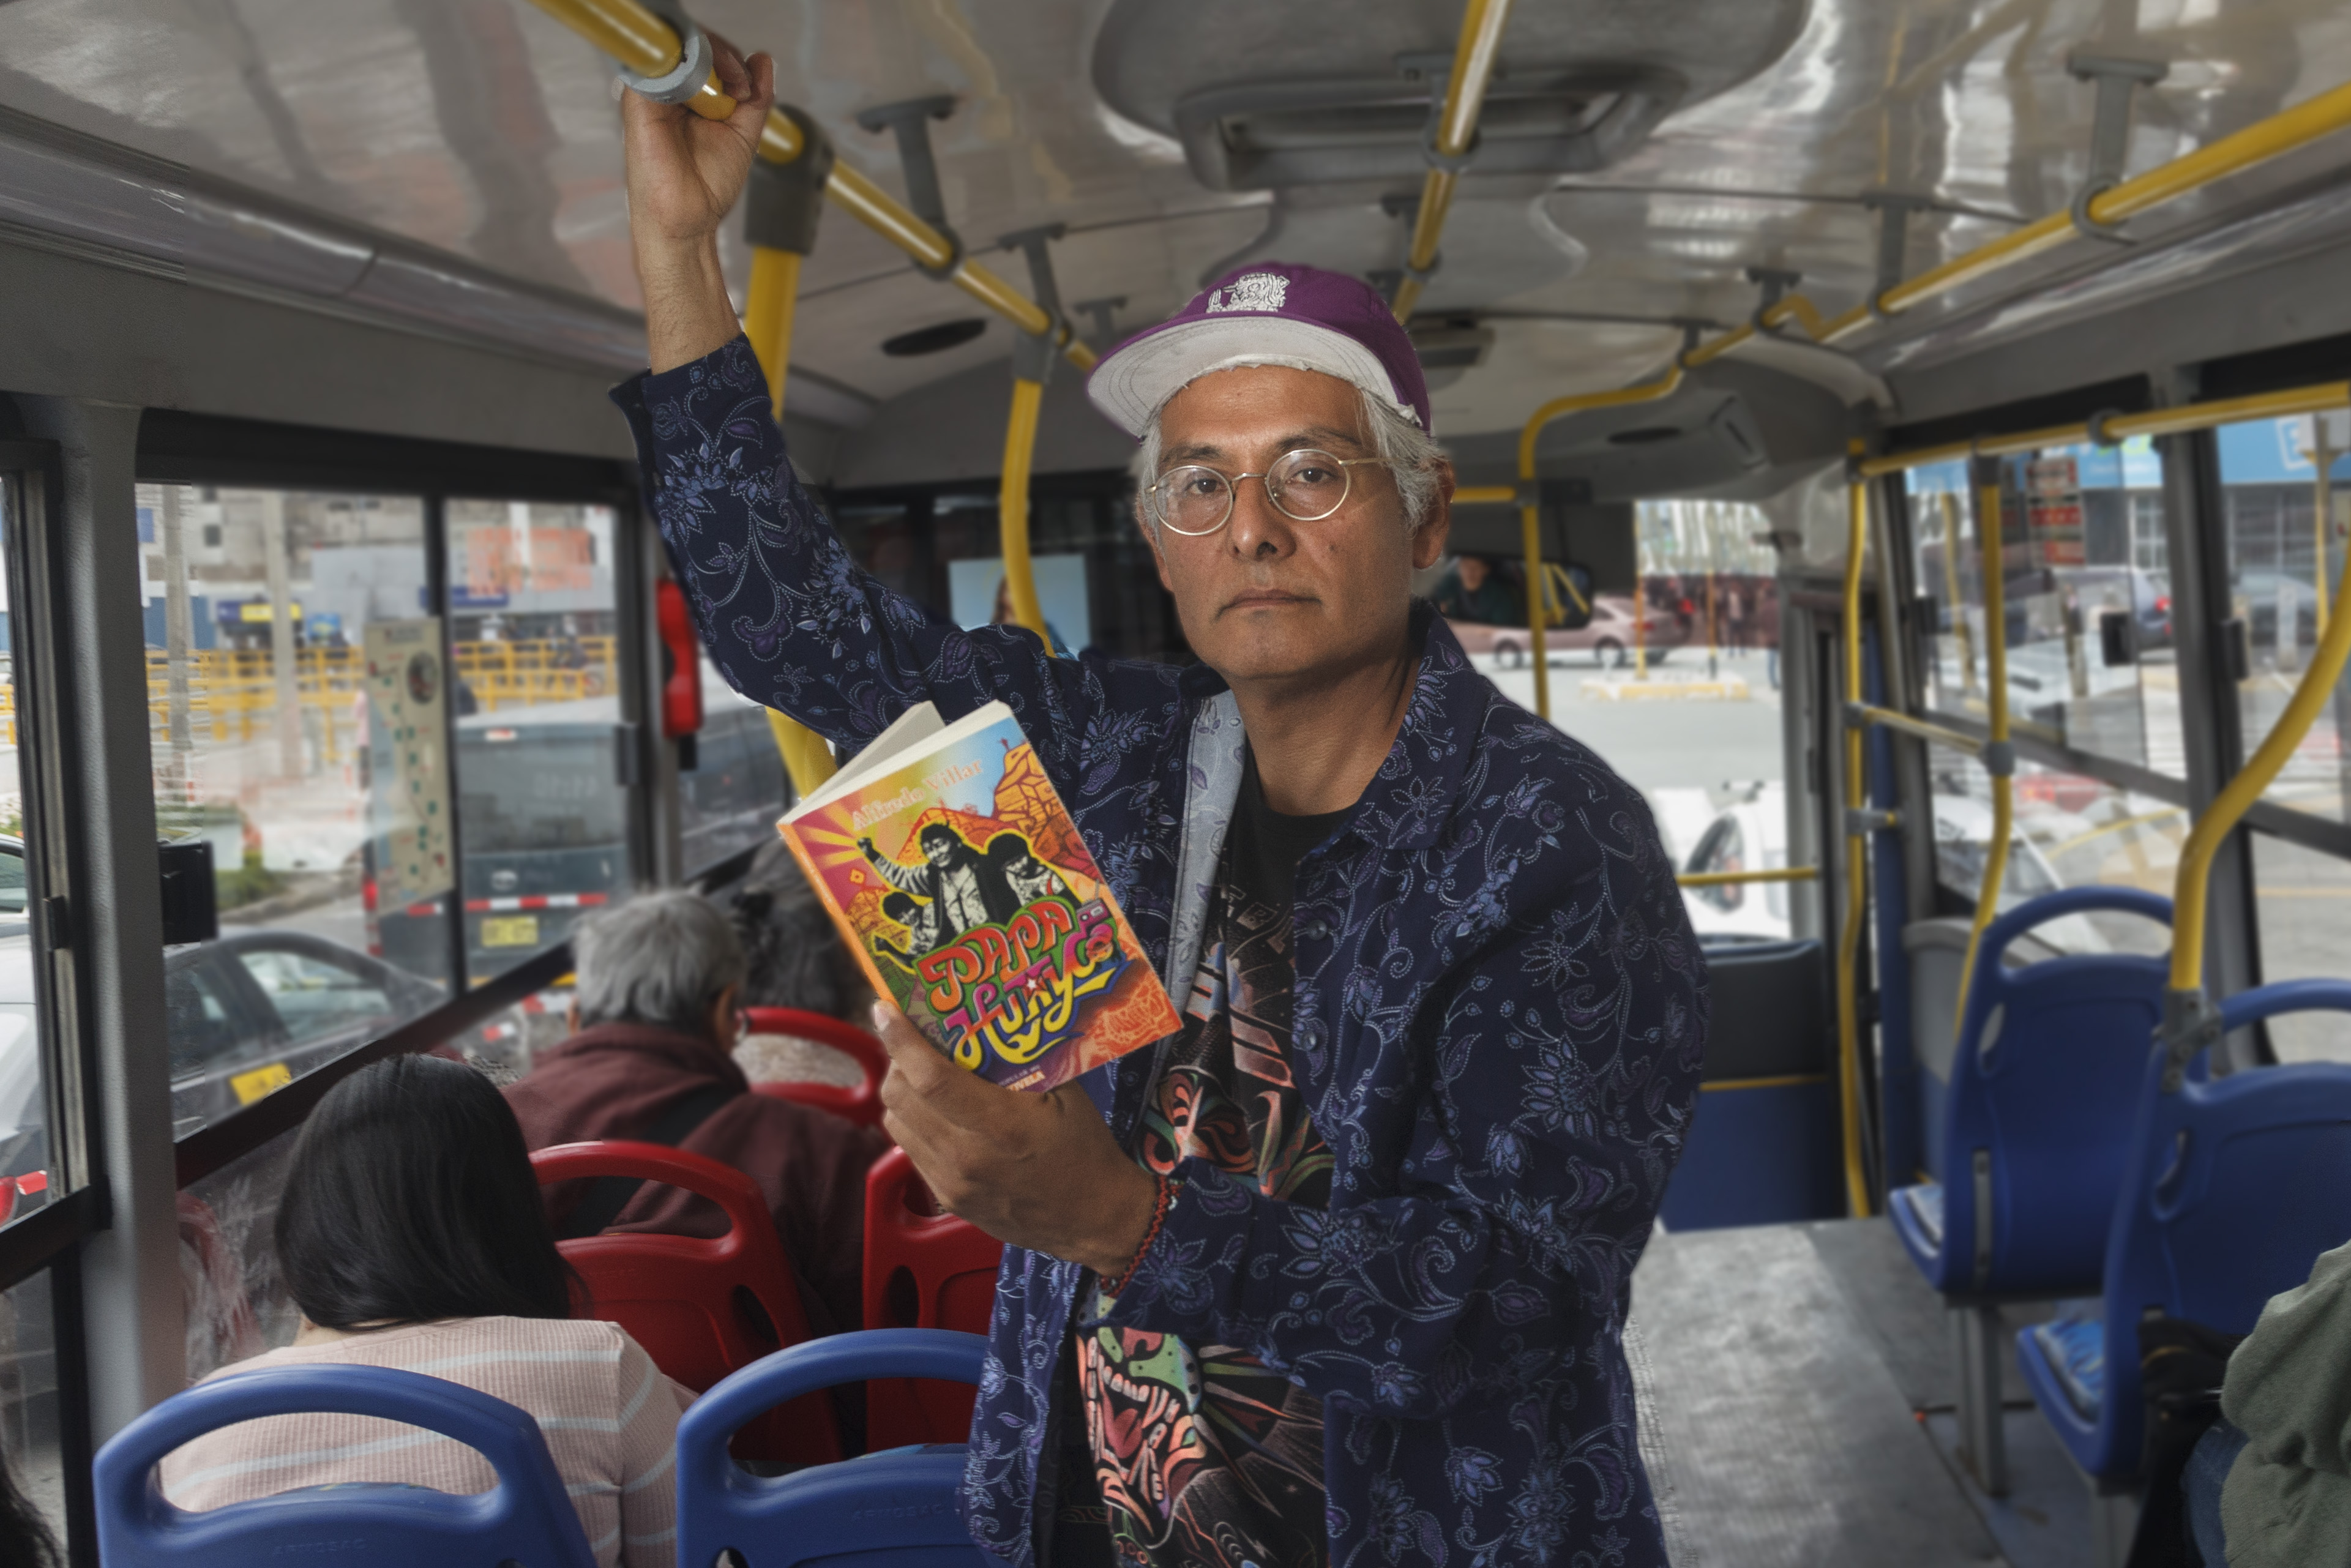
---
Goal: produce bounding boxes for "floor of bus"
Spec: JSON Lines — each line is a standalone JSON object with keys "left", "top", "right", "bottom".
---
{"left": 1632, "top": 1217, "right": 2091, "bottom": 1568}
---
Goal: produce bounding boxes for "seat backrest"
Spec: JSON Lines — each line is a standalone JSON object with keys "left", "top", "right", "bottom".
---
{"left": 2096, "top": 979, "right": 2351, "bottom": 1467}
{"left": 1943, "top": 886, "right": 2172, "bottom": 1294}
{"left": 864, "top": 1148, "right": 1006, "bottom": 1449}
{"left": 1694, "top": 938, "right": 1827, "bottom": 1080}
{"left": 744, "top": 1006, "right": 889, "bottom": 1130}
{"left": 678, "top": 1329, "right": 992, "bottom": 1568}
{"left": 95, "top": 1364, "right": 596, "bottom": 1568}
{"left": 530, "top": 1139, "right": 840, "bottom": 1465}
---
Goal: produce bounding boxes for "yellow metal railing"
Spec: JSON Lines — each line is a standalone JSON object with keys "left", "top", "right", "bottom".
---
{"left": 1834, "top": 479, "right": 1874, "bottom": 1217}
{"left": 998, "top": 375, "right": 1050, "bottom": 642}
{"left": 524, "top": 0, "right": 1094, "bottom": 375}
{"left": 1389, "top": 0, "right": 1515, "bottom": 324}
{"left": 1675, "top": 866, "right": 1818, "bottom": 889}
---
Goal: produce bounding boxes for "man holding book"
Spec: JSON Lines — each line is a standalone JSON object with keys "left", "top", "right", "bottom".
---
{"left": 616, "top": 43, "right": 1705, "bottom": 1568}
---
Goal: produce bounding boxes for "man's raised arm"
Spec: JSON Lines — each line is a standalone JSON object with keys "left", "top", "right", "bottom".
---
{"left": 608, "top": 40, "right": 1112, "bottom": 759}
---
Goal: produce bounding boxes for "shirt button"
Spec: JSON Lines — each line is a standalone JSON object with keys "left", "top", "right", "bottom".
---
{"left": 1301, "top": 918, "right": 1330, "bottom": 940}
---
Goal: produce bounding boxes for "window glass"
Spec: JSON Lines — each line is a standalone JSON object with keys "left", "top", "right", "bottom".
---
{"left": 1, "top": 474, "right": 61, "bottom": 1226}
{"left": 2252, "top": 833, "right": 2351, "bottom": 1063}
{"left": 1910, "top": 446, "right": 2182, "bottom": 777}
{"left": 0, "top": 1267, "right": 62, "bottom": 1547}
{"left": 2214, "top": 413, "right": 2351, "bottom": 826}
{"left": 680, "top": 661, "right": 790, "bottom": 874}
{"left": 1926, "top": 742, "right": 2179, "bottom": 957}
{"left": 142, "top": 485, "right": 453, "bottom": 1138}
{"left": 1467, "top": 499, "right": 1788, "bottom": 940}
{"left": 443, "top": 501, "right": 633, "bottom": 985}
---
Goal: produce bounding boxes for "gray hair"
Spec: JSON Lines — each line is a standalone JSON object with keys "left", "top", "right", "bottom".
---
{"left": 572, "top": 889, "right": 746, "bottom": 1037}
{"left": 1131, "top": 383, "right": 1446, "bottom": 537}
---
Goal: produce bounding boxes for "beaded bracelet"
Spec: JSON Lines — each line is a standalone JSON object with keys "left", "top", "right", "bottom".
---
{"left": 1102, "top": 1173, "right": 1175, "bottom": 1296}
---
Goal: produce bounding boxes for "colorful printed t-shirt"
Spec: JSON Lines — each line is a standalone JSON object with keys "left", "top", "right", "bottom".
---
{"left": 1066, "top": 756, "right": 1341, "bottom": 1568}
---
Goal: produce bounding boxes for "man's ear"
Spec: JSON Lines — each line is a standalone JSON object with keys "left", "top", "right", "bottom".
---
{"left": 1135, "top": 497, "right": 1175, "bottom": 592}
{"left": 1412, "top": 458, "right": 1457, "bottom": 572}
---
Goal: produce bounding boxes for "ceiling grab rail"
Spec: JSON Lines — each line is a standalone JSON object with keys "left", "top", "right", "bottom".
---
{"left": 1948, "top": 458, "right": 2017, "bottom": 1038}
{"left": 1388, "top": 0, "right": 1517, "bottom": 324}
{"left": 1833, "top": 476, "right": 1875, "bottom": 1217}
{"left": 2159, "top": 387, "right": 2351, "bottom": 1075}
{"left": 1675, "top": 867, "right": 1818, "bottom": 889}
{"left": 1612, "top": 75, "right": 2351, "bottom": 378}
{"left": 996, "top": 226, "right": 1077, "bottom": 644}
{"left": 1497, "top": 72, "right": 2351, "bottom": 530}
{"left": 1512, "top": 365, "right": 1686, "bottom": 720}
{"left": 740, "top": 105, "right": 840, "bottom": 795}
{"left": 522, "top": 0, "right": 1094, "bottom": 374}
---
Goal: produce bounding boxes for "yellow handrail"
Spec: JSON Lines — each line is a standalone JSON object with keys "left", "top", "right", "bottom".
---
{"left": 1513, "top": 365, "right": 1687, "bottom": 719}
{"left": 2170, "top": 394, "right": 2351, "bottom": 994}
{"left": 1676, "top": 866, "right": 1818, "bottom": 888}
{"left": 1852, "top": 704, "right": 1987, "bottom": 757}
{"left": 1389, "top": 0, "right": 1516, "bottom": 323}
{"left": 1453, "top": 485, "right": 1516, "bottom": 505}
{"left": 744, "top": 246, "right": 800, "bottom": 417}
{"left": 1951, "top": 469, "right": 2014, "bottom": 1035}
{"left": 998, "top": 377, "right": 1051, "bottom": 643}
{"left": 528, "top": 0, "right": 1091, "bottom": 373}
{"left": 1834, "top": 479, "right": 1873, "bottom": 1217}
{"left": 1858, "top": 381, "right": 2351, "bottom": 479}
{"left": 737, "top": 168, "right": 835, "bottom": 797}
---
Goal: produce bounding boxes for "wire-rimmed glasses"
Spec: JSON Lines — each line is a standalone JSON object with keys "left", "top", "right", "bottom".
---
{"left": 1145, "top": 449, "right": 1387, "bottom": 537}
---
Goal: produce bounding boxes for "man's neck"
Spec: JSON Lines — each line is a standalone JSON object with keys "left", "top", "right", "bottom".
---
{"left": 1229, "top": 641, "right": 1420, "bottom": 817}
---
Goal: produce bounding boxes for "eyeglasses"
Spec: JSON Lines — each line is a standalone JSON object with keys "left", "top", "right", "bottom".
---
{"left": 1145, "top": 448, "right": 1388, "bottom": 537}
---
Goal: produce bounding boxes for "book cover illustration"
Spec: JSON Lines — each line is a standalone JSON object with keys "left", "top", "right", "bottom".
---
{"left": 779, "top": 702, "right": 1179, "bottom": 1094}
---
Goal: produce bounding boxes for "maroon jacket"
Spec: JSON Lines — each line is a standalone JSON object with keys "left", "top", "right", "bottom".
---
{"left": 504, "top": 1022, "right": 886, "bottom": 1338}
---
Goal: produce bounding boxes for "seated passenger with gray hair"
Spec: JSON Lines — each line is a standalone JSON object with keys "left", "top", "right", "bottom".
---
{"left": 504, "top": 889, "right": 884, "bottom": 1342}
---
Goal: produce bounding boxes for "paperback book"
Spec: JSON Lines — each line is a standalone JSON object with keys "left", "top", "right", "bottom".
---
{"left": 776, "top": 700, "right": 1178, "bottom": 1094}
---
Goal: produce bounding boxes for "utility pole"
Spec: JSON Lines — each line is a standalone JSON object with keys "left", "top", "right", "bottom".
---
{"left": 261, "top": 492, "right": 302, "bottom": 778}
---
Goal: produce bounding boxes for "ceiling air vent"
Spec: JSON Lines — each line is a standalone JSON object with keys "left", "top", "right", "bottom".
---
{"left": 1175, "top": 63, "right": 1683, "bottom": 191}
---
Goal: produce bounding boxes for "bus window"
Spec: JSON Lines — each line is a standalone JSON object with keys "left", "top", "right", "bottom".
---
{"left": 435, "top": 501, "right": 634, "bottom": 1020}
{"left": 140, "top": 485, "right": 453, "bottom": 1141}
{"left": 679, "top": 661, "right": 791, "bottom": 875}
{"left": 1925, "top": 741, "right": 2178, "bottom": 958}
{"left": 2215, "top": 412, "right": 2350, "bottom": 828}
{"left": 2253, "top": 834, "right": 2351, "bottom": 1062}
{"left": 1908, "top": 445, "right": 2180, "bottom": 779}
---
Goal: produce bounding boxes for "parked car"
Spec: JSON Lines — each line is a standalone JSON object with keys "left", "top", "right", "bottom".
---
{"left": 1666, "top": 783, "right": 2103, "bottom": 951}
{"left": 1446, "top": 593, "right": 1688, "bottom": 668}
{"left": 0, "top": 926, "right": 446, "bottom": 1181}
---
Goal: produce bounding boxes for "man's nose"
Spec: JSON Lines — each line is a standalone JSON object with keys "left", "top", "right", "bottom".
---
{"left": 1226, "top": 472, "right": 1296, "bottom": 560}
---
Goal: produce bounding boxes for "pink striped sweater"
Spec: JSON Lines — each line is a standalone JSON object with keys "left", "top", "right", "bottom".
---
{"left": 157, "top": 1317, "right": 685, "bottom": 1568}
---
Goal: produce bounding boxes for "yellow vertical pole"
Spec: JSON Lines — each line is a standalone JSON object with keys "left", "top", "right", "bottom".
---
{"left": 1953, "top": 463, "right": 2015, "bottom": 1034}
{"left": 2314, "top": 424, "right": 2333, "bottom": 641}
{"left": 999, "top": 377, "right": 1050, "bottom": 642}
{"left": 1834, "top": 479, "right": 1874, "bottom": 1219}
{"left": 1519, "top": 496, "right": 1549, "bottom": 719}
{"left": 746, "top": 247, "right": 801, "bottom": 420}
{"left": 740, "top": 240, "right": 835, "bottom": 798}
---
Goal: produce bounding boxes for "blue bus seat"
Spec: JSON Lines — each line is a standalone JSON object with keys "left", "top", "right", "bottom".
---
{"left": 678, "top": 1327, "right": 991, "bottom": 1568}
{"left": 94, "top": 1363, "right": 597, "bottom": 1567}
{"left": 1658, "top": 937, "right": 1844, "bottom": 1230}
{"left": 2018, "top": 979, "right": 2351, "bottom": 1483}
{"left": 1889, "top": 886, "right": 2172, "bottom": 1297}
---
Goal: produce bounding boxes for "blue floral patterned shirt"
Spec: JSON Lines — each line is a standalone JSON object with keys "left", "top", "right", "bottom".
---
{"left": 615, "top": 337, "right": 1706, "bottom": 1568}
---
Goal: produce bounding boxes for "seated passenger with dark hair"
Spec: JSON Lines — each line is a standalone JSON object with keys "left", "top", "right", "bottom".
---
{"left": 504, "top": 888, "right": 885, "bottom": 1339}
{"left": 158, "top": 1055, "right": 681, "bottom": 1568}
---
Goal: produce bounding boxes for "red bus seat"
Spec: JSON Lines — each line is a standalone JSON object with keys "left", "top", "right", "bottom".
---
{"left": 743, "top": 1007, "right": 889, "bottom": 1132}
{"left": 863, "top": 1146, "right": 1005, "bottom": 1449}
{"left": 529, "top": 1140, "right": 841, "bottom": 1466}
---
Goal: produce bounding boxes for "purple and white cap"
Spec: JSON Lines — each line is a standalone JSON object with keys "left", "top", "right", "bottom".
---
{"left": 1086, "top": 261, "right": 1432, "bottom": 439}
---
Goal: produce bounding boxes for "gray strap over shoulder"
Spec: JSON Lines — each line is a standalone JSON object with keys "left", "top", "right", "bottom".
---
{"left": 1163, "top": 692, "right": 1246, "bottom": 1001}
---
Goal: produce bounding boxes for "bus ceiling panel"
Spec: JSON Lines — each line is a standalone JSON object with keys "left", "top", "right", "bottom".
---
{"left": 830, "top": 352, "right": 1132, "bottom": 493}
{"left": 1094, "top": 0, "right": 1803, "bottom": 190}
